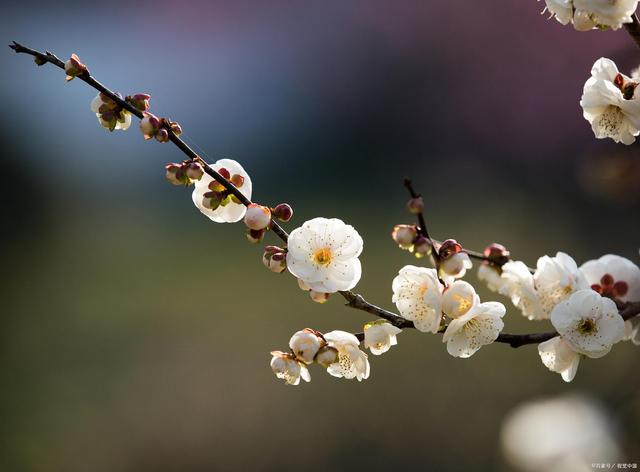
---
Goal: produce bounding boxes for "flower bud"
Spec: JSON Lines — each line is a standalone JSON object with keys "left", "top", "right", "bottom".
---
{"left": 184, "top": 162, "right": 204, "bottom": 180}
{"left": 272, "top": 203, "right": 293, "bottom": 222}
{"left": 438, "top": 239, "right": 463, "bottom": 259}
{"left": 64, "top": 53, "right": 88, "bottom": 81}
{"left": 155, "top": 128, "right": 169, "bottom": 143}
{"left": 391, "top": 224, "right": 418, "bottom": 249}
{"left": 309, "top": 290, "right": 330, "bottom": 304}
{"left": 406, "top": 196, "right": 424, "bottom": 214}
{"left": 412, "top": 235, "right": 431, "bottom": 258}
{"left": 165, "top": 163, "right": 188, "bottom": 186}
{"left": 262, "top": 247, "right": 287, "bottom": 273}
{"left": 244, "top": 204, "right": 272, "bottom": 231}
{"left": 34, "top": 55, "right": 46, "bottom": 66}
{"left": 246, "top": 228, "right": 266, "bottom": 244}
{"left": 289, "top": 329, "right": 322, "bottom": 364}
{"left": 483, "top": 243, "right": 510, "bottom": 266}
{"left": 126, "top": 93, "right": 151, "bottom": 111}
{"left": 140, "top": 113, "right": 161, "bottom": 139}
{"left": 230, "top": 174, "right": 245, "bottom": 188}
{"left": 315, "top": 345, "right": 339, "bottom": 367}
{"left": 573, "top": 9, "right": 596, "bottom": 32}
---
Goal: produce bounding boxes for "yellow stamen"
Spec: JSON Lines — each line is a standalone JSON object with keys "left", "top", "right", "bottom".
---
{"left": 314, "top": 248, "right": 333, "bottom": 266}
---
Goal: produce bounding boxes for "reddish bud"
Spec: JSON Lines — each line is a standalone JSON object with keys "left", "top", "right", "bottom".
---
{"left": 202, "top": 191, "right": 223, "bottom": 210}
{"left": 155, "top": 128, "right": 169, "bottom": 143}
{"left": 413, "top": 236, "right": 431, "bottom": 258}
{"left": 165, "top": 163, "right": 188, "bottom": 186}
{"left": 483, "top": 243, "right": 510, "bottom": 266}
{"left": 438, "top": 239, "right": 463, "bottom": 259}
{"left": 126, "top": 93, "right": 151, "bottom": 111}
{"left": 64, "top": 53, "right": 88, "bottom": 81}
{"left": 272, "top": 203, "right": 293, "bottom": 222}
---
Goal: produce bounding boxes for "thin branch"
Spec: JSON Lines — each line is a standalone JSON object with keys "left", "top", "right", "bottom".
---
{"left": 11, "top": 41, "right": 640, "bottom": 351}
{"left": 624, "top": 14, "right": 640, "bottom": 50}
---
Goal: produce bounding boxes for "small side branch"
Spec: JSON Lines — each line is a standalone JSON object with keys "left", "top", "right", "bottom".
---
{"left": 624, "top": 14, "right": 640, "bottom": 50}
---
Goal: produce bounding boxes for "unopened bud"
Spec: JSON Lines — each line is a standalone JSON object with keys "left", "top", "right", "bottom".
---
{"left": 230, "top": 174, "right": 245, "bottom": 188}
{"left": 165, "top": 163, "right": 188, "bottom": 186}
{"left": 391, "top": 224, "right": 418, "bottom": 249}
{"left": 483, "top": 243, "right": 510, "bottom": 266}
{"left": 126, "top": 93, "right": 151, "bottom": 111}
{"left": 413, "top": 235, "right": 431, "bottom": 258}
{"left": 64, "top": 53, "right": 88, "bottom": 81}
{"left": 262, "top": 247, "right": 287, "bottom": 273}
{"left": 140, "top": 113, "right": 161, "bottom": 139}
{"left": 309, "top": 290, "right": 330, "bottom": 304}
{"left": 438, "top": 239, "right": 463, "bottom": 259}
{"left": 244, "top": 204, "right": 272, "bottom": 231}
{"left": 315, "top": 345, "right": 339, "bottom": 367}
{"left": 272, "top": 203, "right": 293, "bottom": 222}
{"left": 406, "top": 196, "right": 424, "bottom": 214}
{"left": 289, "top": 329, "right": 322, "bottom": 364}
{"left": 184, "top": 162, "right": 204, "bottom": 180}
{"left": 34, "top": 55, "right": 46, "bottom": 66}
{"left": 246, "top": 228, "right": 266, "bottom": 244}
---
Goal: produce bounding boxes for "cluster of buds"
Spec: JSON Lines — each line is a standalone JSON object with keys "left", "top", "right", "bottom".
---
{"left": 245, "top": 202, "right": 293, "bottom": 244}
{"left": 91, "top": 92, "right": 131, "bottom": 131}
{"left": 140, "top": 112, "right": 182, "bottom": 143}
{"left": 391, "top": 224, "right": 432, "bottom": 258}
{"left": 262, "top": 245, "right": 287, "bottom": 273}
{"left": 270, "top": 329, "right": 340, "bottom": 385}
{"left": 125, "top": 93, "right": 151, "bottom": 112}
{"left": 297, "top": 278, "right": 330, "bottom": 304}
{"left": 64, "top": 53, "right": 88, "bottom": 81}
{"left": 165, "top": 160, "right": 204, "bottom": 186}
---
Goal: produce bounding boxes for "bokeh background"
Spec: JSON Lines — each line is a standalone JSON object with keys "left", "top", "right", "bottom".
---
{"left": 1, "top": 1, "right": 639, "bottom": 470}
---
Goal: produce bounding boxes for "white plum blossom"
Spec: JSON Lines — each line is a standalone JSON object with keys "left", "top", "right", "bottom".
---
{"left": 580, "top": 58, "right": 640, "bottom": 144}
{"left": 289, "top": 329, "right": 322, "bottom": 364}
{"left": 501, "top": 252, "right": 588, "bottom": 320}
{"left": 551, "top": 289, "right": 625, "bottom": 357}
{"left": 442, "top": 282, "right": 506, "bottom": 358}
{"left": 392, "top": 266, "right": 443, "bottom": 333}
{"left": 192, "top": 159, "right": 252, "bottom": 223}
{"left": 579, "top": 254, "right": 640, "bottom": 302}
{"left": 363, "top": 320, "right": 402, "bottom": 355}
{"left": 323, "top": 330, "right": 370, "bottom": 381}
{"left": 286, "top": 218, "right": 363, "bottom": 293}
{"left": 544, "top": 0, "right": 639, "bottom": 31}
{"left": 270, "top": 351, "right": 310, "bottom": 386}
{"left": 90, "top": 93, "right": 131, "bottom": 131}
{"left": 539, "top": 289, "right": 625, "bottom": 382}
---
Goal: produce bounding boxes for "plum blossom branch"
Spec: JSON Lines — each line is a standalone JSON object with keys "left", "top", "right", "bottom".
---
{"left": 9, "top": 41, "right": 640, "bottom": 356}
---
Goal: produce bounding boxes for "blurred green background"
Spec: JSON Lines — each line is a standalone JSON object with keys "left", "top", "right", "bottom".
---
{"left": 2, "top": 1, "right": 640, "bottom": 471}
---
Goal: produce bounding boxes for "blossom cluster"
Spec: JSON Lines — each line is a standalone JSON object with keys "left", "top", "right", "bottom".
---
{"left": 543, "top": 0, "right": 638, "bottom": 31}
{"left": 479, "top": 252, "right": 640, "bottom": 381}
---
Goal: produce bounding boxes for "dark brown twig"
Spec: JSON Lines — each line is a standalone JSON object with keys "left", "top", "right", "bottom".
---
{"left": 624, "top": 14, "right": 640, "bottom": 50}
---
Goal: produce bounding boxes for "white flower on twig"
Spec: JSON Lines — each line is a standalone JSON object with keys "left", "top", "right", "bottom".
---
{"left": 392, "top": 266, "right": 443, "bottom": 333}
{"left": 286, "top": 218, "right": 363, "bottom": 293}
{"left": 270, "top": 351, "right": 310, "bottom": 386}
{"left": 323, "top": 330, "right": 370, "bottom": 381}
{"left": 363, "top": 320, "right": 402, "bottom": 355}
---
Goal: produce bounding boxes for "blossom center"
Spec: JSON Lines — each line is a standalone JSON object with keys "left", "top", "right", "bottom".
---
{"left": 453, "top": 294, "right": 472, "bottom": 315}
{"left": 597, "top": 106, "right": 625, "bottom": 139}
{"left": 590, "top": 273, "right": 629, "bottom": 298}
{"left": 576, "top": 318, "right": 598, "bottom": 335}
{"left": 313, "top": 248, "right": 333, "bottom": 266}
